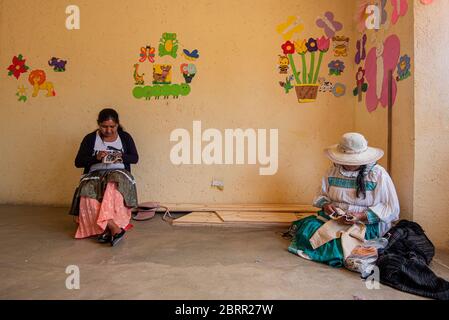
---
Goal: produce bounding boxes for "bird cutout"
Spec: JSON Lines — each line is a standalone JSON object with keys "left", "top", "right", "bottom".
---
{"left": 364, "top": 34, "right": 400, "bottom": 112}
{"left": 316, "top": 12, "right": 343, "bottom": 38}
{"left": 355, "top": 34, "right": 367, "bottom": 65}
{"left": 279, "top": 75, "right": 294, "bottom": 94}
{"left": 182, "top": 49, "right": 199, "bottom": 61}
{"left": 276, "top": 16, "right": 304, "bottom": 41}
{"left": 133, "top": 64, "right": 145, "bottom": 85}
{"left": 139, "top": 46, "right": 156, "bottom": 63}
{"left": 278, "top": 55, "right": 290, "bottom": 74}
{"left": 318, "top": 77, "right": 334, "bottom": 93}
{"left": 391, "top": 0, "right": 408, "bottom": 25}
{"left": 332, "top": 36, "right": 350, "bottom": 57}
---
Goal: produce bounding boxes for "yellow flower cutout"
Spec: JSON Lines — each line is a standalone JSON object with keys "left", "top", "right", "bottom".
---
{"left": 17, "top": 85, "right": 27, "bottom": 96}
{"left": 295, "top": 40, "right": 308, "bottom": 55}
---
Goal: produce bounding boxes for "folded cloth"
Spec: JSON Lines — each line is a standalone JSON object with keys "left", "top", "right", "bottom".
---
{"left": 309, "top": 217, "right": 366, "bottom": 261}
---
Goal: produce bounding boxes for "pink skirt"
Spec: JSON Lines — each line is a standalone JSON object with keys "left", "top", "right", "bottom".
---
{"left": 75, "top": 182, "right": 132, "bottom": 239}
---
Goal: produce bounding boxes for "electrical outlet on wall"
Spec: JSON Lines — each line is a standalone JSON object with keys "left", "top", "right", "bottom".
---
{"left": 211, "top": 178, "right": 224, "bottom": 191}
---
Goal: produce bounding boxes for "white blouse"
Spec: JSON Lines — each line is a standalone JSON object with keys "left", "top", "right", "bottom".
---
{"left": 313, "top": 163, "right": 400, "bottom": 236}
{"left": 89, "top": 132, "right": 126, "bottom": 173}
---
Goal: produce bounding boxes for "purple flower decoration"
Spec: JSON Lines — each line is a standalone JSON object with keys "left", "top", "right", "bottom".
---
{"left": 328, "top": 60, "right": 345, "bottom": 76}
{"left": 396, "top": 54, "right": 411, "bottom": 81}
{"left": 306, "top": 38, "right": 318, "bottom": 52}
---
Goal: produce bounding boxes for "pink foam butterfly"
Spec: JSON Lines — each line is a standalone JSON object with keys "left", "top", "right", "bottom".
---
{"left": 420, "top": 0, "right": 433, "bottom": 4}
{"left": 355, "top": 34, "right": 367, "bottom": 65}
{"left": 364, "top": 34, "right": 400, "bottom": 112}
{"left": 391, "top": 0, "right": 408, "bottom": 25}
{"left": 316, "top": 12, "right": 343, "bottom": 38}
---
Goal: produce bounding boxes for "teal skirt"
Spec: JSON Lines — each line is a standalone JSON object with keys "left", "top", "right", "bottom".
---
{"left": 288, "top": 211, "right": 379, "bottom": 268}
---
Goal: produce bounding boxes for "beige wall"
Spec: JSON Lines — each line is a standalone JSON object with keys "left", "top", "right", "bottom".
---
{"left": 1, "top": 0, "right": 447, "bottom": 248}
{"left": 354, "top": 3, "right": 415, "bottom": 221}
{"left": 414, "top": 0, "right": 449, "bottom": 248}
{"left": 0, "top": 0, "right": 356, "bottom": 205}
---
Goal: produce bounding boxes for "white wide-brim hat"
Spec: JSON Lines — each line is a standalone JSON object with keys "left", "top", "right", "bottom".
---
{"left": 324, "top": 132, "right": 384, "bottom": 166}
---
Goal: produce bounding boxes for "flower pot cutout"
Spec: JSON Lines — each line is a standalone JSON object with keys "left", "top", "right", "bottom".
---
{"left": 294, "top": 84, "right": 319, "bottom": 103}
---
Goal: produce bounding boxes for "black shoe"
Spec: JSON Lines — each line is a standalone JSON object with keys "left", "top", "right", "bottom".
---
{"left": 97, "top": 231, "right": 112, "bottom": 243}
{"left": 110, "top": 228, "right": 126, "bottom": 247}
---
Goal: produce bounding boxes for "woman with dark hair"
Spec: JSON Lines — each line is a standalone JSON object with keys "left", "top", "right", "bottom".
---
{"left": 69, "top": 108, "right": 139, "bottom": 246}
{"left": 288, "top": 133, "right": 400, "bottom": 267}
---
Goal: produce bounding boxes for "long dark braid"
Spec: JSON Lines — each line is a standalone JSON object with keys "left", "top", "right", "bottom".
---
{"left": 356, "top": 165, "right": 367, "bottom": 199}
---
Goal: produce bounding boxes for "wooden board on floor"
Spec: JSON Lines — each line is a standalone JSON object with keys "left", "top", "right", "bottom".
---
{"left": 157, "top": 203, "right": 318, "bottom": 213}
{"left": 171, "top": 211, "right": 315, "bottom": 228}
{"left": 172, "top": 212, "right": 223, "bottom": 225}
{"left": 216, "top": 211, "right": 300, "bottom": 223}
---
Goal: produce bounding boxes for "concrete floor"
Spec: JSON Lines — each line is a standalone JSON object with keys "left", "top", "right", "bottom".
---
{"left": 1, "top": 205, "right": 448, "bottom": 300}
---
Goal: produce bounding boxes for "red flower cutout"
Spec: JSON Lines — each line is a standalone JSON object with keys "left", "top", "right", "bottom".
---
{"left": 281, "top": 41, "right": 295, "bottom": 55}
{"left": 7, "top": 54, "right": 29, "bottom": 80}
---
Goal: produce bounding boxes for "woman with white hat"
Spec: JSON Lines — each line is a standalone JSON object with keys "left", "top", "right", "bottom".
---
{"left": 288, "top": 132, "right": 400, "bottom": 267}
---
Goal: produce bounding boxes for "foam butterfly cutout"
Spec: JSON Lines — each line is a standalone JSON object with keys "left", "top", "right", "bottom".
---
{"left": 364, "top": 34, "right": 400, "bottom": 112}
{"left": 276, "top": 16, "right": 304, "bottom": 41}
{"left": 139, "top": 46, "right": 155, "bottom": 63}
{"left": 391, "top": 0, "right": 408, "bottom": 25}
{"left": 316, "top": 12, "right": 343, "bottom": 39}
{"left": 183, "top": 49, "right": 200, "bottom": 61}
{"left": 355, "top": 34, "right": 367, "bottom": 65}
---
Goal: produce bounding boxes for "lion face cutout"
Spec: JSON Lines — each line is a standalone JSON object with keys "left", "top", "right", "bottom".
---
{"left": 28, "top": 69, "right": 47, "bottom": 86}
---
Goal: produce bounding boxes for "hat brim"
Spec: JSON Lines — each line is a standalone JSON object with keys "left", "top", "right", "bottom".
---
{"left": 324, "top": 144, "right": 384, "bottom": 166}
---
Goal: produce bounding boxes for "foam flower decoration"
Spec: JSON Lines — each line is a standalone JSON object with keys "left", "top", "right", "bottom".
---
{"left": 396, "top": 54, "right": 411, "bottom": 81}
{"left": 356, "top": 66, "right": 366, "bottom": 85}
{"left": 281, "top": 41, "right": 295, "bottom": 55}
{"left": 328, "top": 60, "right": 345, "bottom": 76}
{"left": 306, "top": 38, "right": 318, "bottom": 52}
{"left": 278, "top": 37, "right": 330, "bottom": 86}
{"left": 317, "top": 36, "right": 331, "bottom": 52}
{"left": 295, "top": 40, "right": 308, "bottom": 55}
{"left": 332, "top": 83, "right": 346, "bottom": 97}
{"left": 7, "top": 54, "right": 30, "bottom": 80}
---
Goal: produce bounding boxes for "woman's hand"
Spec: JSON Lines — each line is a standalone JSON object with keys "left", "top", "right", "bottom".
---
{"left": 96, "top": 151, "right": 108, "bottom": 161}
{"left": 343, "top": 211, "right": 368, "bottom": 225}
{"left": 323, "top": 203, "right": 337, "bottom": 216}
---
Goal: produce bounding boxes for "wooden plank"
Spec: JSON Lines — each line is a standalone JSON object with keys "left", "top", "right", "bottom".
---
{"left": 216, "top": 211, "right": 299, "bottom": 223}
{"left": 171, "top": 211, "right": 316, "bottom": 228}
{"left": 173, "top": 222, "right": 291, "bottom": 228}
{"left": 157, "top": 203, "right": 318, "bottom": 213}
{"left": 296, "top": 213, "right": 314, "bottom": 219}
{"left": 172, "top": 211, "right": 222, "bottom": 224}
